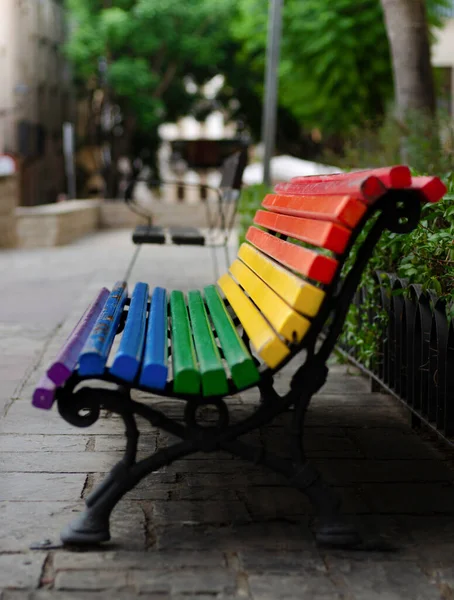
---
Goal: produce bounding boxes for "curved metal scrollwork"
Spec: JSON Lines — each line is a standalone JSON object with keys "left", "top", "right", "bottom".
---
{"left": 58, "top": 386, "right": 101, "bottom": 428}
{"left": 383, "top": 193, "right": 422, "bottom": 234}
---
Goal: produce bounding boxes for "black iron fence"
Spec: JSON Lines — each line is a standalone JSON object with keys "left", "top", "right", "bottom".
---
{"left": 338, "top": 271, "right": 454, "bottom": 442}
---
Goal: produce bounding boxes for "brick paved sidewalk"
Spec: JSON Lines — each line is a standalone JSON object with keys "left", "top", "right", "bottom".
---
{"left": 1, "top": 231, "right": 454, "bottom": 599}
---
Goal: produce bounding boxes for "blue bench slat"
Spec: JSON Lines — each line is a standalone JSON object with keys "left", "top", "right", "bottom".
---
{"left": 110, "top": 282, "right": 149, "bottom": 382}
{"left": 139, "top": 287, "right": 168, "bottom": 390}
{"left": 78, "top": 281, "right": 128, "bottom": 376}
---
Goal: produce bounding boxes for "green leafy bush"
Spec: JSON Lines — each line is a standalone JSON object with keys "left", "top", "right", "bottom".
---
{"left": 238, "top": 184, "right": 272, "bottom": 244}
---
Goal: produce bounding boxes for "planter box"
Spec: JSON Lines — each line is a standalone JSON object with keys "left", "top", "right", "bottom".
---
{"left": 0, "top": 215, "right": 17, "bottom": 248}
{"left": 15, "top": 200, "right": 101, "bottom": 248}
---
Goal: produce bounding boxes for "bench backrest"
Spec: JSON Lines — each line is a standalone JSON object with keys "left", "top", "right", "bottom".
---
{"left": 218, "top": 166, "right": 446, "bottom": 370}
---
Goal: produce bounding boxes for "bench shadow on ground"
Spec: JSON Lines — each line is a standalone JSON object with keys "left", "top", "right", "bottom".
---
{"left": 77, "top": 365, "right": 454, "bottom": 565}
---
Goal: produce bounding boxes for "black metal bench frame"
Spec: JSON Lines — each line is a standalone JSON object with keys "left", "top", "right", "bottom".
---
{"left": 55, "top": 190, "right": 421, "bottom": 549}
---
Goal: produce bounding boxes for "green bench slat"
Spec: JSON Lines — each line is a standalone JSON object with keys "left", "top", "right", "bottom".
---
{"left": 170, "top": 291, "right": 200, "bottom": 394}
{"left": 187, "top": 290, "right": 228, "bottom": 396}
{"left": 203, "top": 285, "right": 260, "bottom": 390}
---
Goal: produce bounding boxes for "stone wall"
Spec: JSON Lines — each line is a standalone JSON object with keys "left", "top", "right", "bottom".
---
{"left": 0, "top": 174, "right": 18, "bottom": 248}
{"left": 99, "top": 200, "right": 148, "bottom": 229}
{"left": 15, "top": 200, "right": 100, "bottom": 249}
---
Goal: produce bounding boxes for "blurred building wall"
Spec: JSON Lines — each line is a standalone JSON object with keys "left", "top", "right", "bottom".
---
{"left": 432, "top": 6, "right": 454, "bottom": 117}
{"left": 0, "top": 0, "right": 74, "bottom": 206}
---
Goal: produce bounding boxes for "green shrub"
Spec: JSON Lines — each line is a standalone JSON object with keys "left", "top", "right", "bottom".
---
{"left": 238, "top": 183, "right": 272, "bottom": 244}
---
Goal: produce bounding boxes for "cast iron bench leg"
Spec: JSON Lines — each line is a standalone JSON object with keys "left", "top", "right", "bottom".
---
{"left": 59, "top": 394, "right": 196, "bottom": 546}
{"left": 61, "top": 440, "right": 195, "bottom": 545}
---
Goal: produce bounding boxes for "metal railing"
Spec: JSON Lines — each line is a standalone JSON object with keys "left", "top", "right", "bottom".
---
{"left": 338, "top": 271, "right": 454, "bottom": 444}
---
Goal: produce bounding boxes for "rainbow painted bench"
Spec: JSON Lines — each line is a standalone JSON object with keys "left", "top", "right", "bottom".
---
{"left": 33, "top": 166, "right": 447, "bottom": 548}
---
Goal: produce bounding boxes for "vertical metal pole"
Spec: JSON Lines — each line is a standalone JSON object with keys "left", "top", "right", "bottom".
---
{"left": 261, "top": 0, "right": 283, "bottom": 187}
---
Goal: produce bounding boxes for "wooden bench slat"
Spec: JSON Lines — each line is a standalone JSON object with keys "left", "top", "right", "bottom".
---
{"left": 290, "top": 165, "right": 411, "bottom": 189}
{"left": 47, "top": 287, "right": 110, "bottom": 385}
{"left": 110, "top": 283, "right": 149, "bottom": 382}
{"left": 187, "top": 290, "right": 228, "bottom": 396}
{"left": 78, "top": 281, "right": 128, "bottom": 376}
{"left": 411, "top": 176, "right": 447, "bottom": 203}
{"left": 217, "top": 274, "right": 290, "bottom": 368}
{"left": 275, "top": 174, "right": 386, "bottom": 203}
{"left": 139, "top": 287, "right": 168, "bottom": 390}
{"left": 262, "top": 194, "right": 367, "bottom": 229}
{"left": 32, "top": 374, "right": 57, "bottom": 410}
{"left": 246, "top": 227, "right": 338, "bottom": 285}
{"left": 254, "top": 210, "right": 351, "bottom": 254}
{"left": 229, "top": 259, "right": 311, "bottom": 344}
{"left": 237, "top": 244, "right": 325, "bottom": 317}
{"left": 203, "top": 285, "right": 260, "bottom": 389}
{"left": 170, "top": 290, "right": 200, "bottom": 394}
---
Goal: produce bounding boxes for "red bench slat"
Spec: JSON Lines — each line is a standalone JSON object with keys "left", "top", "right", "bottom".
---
{"left": 275, "top": 174, "right": 386, "bottom": 203}
{"left": 411, "top": 176, "right": 447, "bottom": 203}
{"left": 246, "top": 227, "right": 338, "bottom": 285}
{"left": 253, "top": 210, "right": 351, "bottom": 254}
{"left": 262, "top": 194, "right": 367, "bottom": 229}
{"left": 289, "top": 165, "right": 411, "bottom": 189}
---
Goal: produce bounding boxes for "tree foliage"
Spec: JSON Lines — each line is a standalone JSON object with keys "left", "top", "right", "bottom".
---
{"left": 66, "top": 0, "right": 235, "bottom": 133}
{"left": 231, "top": 0, "right": 449, "bottom": 137}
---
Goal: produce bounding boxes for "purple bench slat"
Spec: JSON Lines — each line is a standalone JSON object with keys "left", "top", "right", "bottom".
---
{"left": 32, "top": 374, "right": 57, "bottom": 410}
{"left": 46, "top": 288, "right": 110, "bottom": 386}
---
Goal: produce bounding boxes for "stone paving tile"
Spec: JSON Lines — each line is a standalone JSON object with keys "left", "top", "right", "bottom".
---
{"left": 0, "top": 435, "right": 90, "bottom": 452}
{"left": 247, "top": 572, "right": 341, "bottom": 600}
{"left": 239, "top": 485, "right": 370, "bottom": 518}
{"left": 400, "top": 516, "right": 454, "bottom": 564}
{"left": 95, "top": 434, "right": 157, "bottom": 453}
{"left": 317, "top": 458, "right": 454, "bottom": 483}
{"left": 0, "top": 452, "right": 123, "bottom": 473}
{"left": 154, "top": 521, "right": 316, "bottom": 552}
{"left": 53, "top": 550, "right": 226, "bottom": 571}
{"left": 362, "top": 482, "right": 454, "bottom": 514}
{"left": 131, "top": 568, "right": 237, "bottom": 596}
{"left": 54, "top": 570, "right": 129, "bottom": 591}
{"left": 238, "top": 549, "right": 326, "bottom": 573}
{"left": 152, "top": 499, "right": 251, "bottom": 526}
{"left": 327, "top": 558, "right": 443, "bottom": 600}
{"left": 0, "top": 500, "right": 145, "bottom": 552}
{"left": 2, "top": 593, "right": 164, "bottom": 600}
{"left": 0, "top": 554, "right": 46, "bottom": 590}
{"left": 305, "top": 404, "right": 410, "bottom": 429}
{"left": 180, "top": 470, "right": 289, "bottom": 488}
{"left": 0, "top": 473, "right": 87, "bottom": 501}
{"left": 0, "top": 402, "right": 124, "bottom": 435}
{"left": 349, "top": 428, "right": 445, "bottom": 460}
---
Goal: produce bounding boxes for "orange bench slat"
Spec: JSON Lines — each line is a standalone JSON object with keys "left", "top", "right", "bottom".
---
{"left": 289, "top": 165, "right": 411, "bottom": 189}
{"left": 246, "top": 227, "right": 338, "bottom": 285}
{"left": 253, "top": 210, "right": 351, "bottom": 254}
{"left": 262, "top": 194, "right": 367, "bottom": 229}
{"left": 275, "top": 174, "right": 386, "bottom": 203}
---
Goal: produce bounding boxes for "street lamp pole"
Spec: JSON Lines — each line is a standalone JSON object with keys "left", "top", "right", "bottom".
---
{"left": 261, "top": 0, "right": 283, "bottom": 187}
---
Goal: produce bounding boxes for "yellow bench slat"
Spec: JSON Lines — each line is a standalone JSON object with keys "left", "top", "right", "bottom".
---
{"left": 229, "top": 259, "right": 311, "bottom": 344}
{"left": 217, "top": 274, "right": 290, "bottom": 368}
{"left": 238, "top": 244, "right": 325, "bottom": 317}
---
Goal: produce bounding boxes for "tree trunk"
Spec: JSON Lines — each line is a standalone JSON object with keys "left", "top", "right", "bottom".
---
{"left": 380, "top": 0, "right": 436, "bottom": 118}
